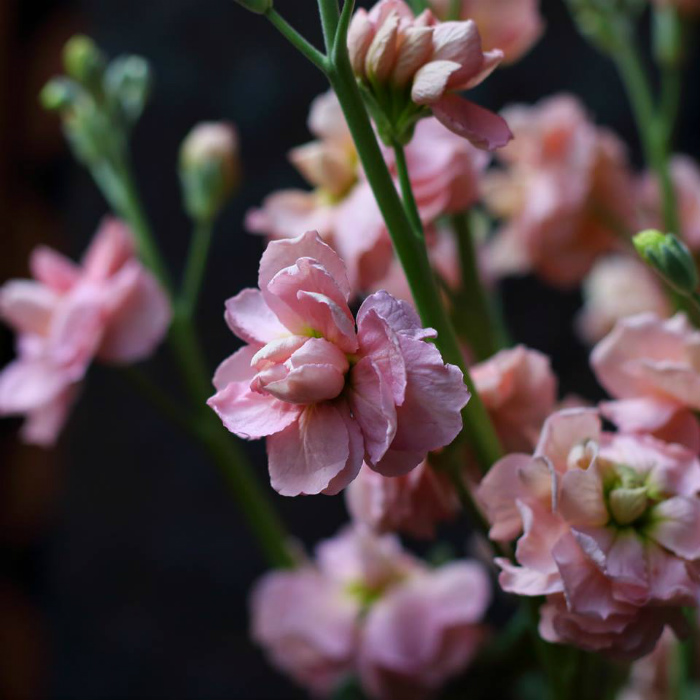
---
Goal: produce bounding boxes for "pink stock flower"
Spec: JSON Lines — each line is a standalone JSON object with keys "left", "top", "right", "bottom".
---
{"left": 208, "top": 231, "right": 470, "bottom": 497}
{"left": 247, "top": 90, "right": 488, "bottom": 292}
{"left": 638, "top": 155, "right": 700, "bottom": 251}
{"left": 479, "top": 408, "right": 700, "bottom": 659}
{"left": 429, "top": 0, "right": 544, "bottom": 64}
{"left": 250, "top": 525, "right": 490, "bottom": 700}
{"left": 472, "top": 345, "right": 558, "bottom": 452}
{"left": 576, "top": 256, "right": 672, "bottom": 345}
{"left": 358, "top": 561, "right": 491, "bottom": 700}
{"left": 348, "top": 0, "right": 513, "bottom": 150}
{"left": 345, "top": 460, "right": 460, "bottom": 539}
{"left": 0, "top": 218, "right": 171, "bottom": 445}
{"left": 484, "top": 94, "right": 635, "bottom": 288}
{"left": 617, "top": 629, "right": 677, "bottom": 700}
{"left": 250, "top": 526, "right": 423, "bottom": 697}
{"left": 591, "top": 313, "right": 700, "bottom": 452}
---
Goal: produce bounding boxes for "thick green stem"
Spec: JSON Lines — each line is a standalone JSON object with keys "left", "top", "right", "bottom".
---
{"left": 180, "top": 219, "right": 214, "bottom": 317}
{"left": 452, "top": 212, "right": 502, "bottom": 361}
{"left": 326, "top": 54, "right": 502, "bottom": 471}
{"left": 91, "top": 153, "right": 295, "bottom": 570}
{"left": 612, "top": 33, "right": 680, "bottom": 235}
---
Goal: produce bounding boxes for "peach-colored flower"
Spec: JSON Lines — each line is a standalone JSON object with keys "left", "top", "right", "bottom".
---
{"left": 484, "top": 94, "right": 635, "bottom": 288}
{"left": 429, "top": 0, "right": 544, "bottom": 64}
{"left": 479, "top": 408, "right": 700, "bottom": 659}
{"left": 247, "top": 91, "right": 488, "bottom": 292}
{"left": 346, "top": 460, "right": 459, "bottom": 539}
{"left": 348, "top": 0, "right": 512, "bottom": 150}
{"left": 472, "top": 345, "right": 557, "bottom": 452}
{"left": 591, "top": 313, "right": 700, "bottom": 451}
{"left": 208, "top": 232, "right": 470, "bottom": 497}
{"left": 0, "top": 218, "right": 171, "bottom": 445}
{"left": 577, "top": 256, "right": 672, "bottom": 345}
{"left": 638, "top": 155, "right": 700, "bottom": 250}
{"left": 358, "top": 561, "right": 491, "bottom": 700}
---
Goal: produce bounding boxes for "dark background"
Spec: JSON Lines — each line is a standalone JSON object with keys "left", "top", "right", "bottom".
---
{"left": 1, "top": 1, "right": 699, "bottom": 698}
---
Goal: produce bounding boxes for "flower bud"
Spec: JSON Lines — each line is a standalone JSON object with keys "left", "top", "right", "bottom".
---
{"left": 39, "top": 78, "right": 80, "bottom": 112}
{"left": 63, "top": 35, "right": 106, "bottom": 87}
{"left": 179, "top": 122, "right": 240, "bottom": 222}
{"left": 634, "top": 229, "right": 699, "bottom": 295}
{"left": 608, "top": 486, "right": 648, "bottom": 526}
{"left": 104, "top": 55, "right": 152, "bottom": 126}
{"left": 232, "top": 0, "right": 272, "bottom": 13}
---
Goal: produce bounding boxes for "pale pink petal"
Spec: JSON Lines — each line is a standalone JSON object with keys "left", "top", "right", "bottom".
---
{"left": 411, "top": 59, "right": 462, "bottom": 105}
{"left": 212, "top": 345, "right": 258, "bottom": 391}
{"left": 0, "top": 280, "right": 59, "bottom": 336}
{"left": 267, "top": 403, "right": 358, "bottom": 496}
{"left": 535, "top": 408, "right": 601, "bottom": 475}
{"left": 348, "top": 9, "right": 375, "bottom": 77}
{"left": 357, "top": 290, "right": 435, "bottom": 341}
{"left": 224, "top": 288, "right": 289, "bottom": 345}
{"left": 29, "top": 246, "right": 80, "bottom": 292}
{"left": 20, "top": 384, "right": 78, "bottom": 447}
{"left": 323, "top": 401, "right": 364, "bottom": 495}
{"left": 432, "top": 95, "right": 513, "bottom": 151}
{"left": 365, "top": 11, "right": 399, "bottom": 81}
{"left": 557, "top": 467, "right": 609, "bottom": 528}
{"left": 430, "top": 20, "right": 484, "bottom": 88}
{"left": 0, "top": 358, "right": 75, "bottom": 414}
{"left": 81, "top": 217, "right": 135, "bottom": 280}
{"left": 393, "top": 27, "right": 434, "bottom": 86}
{"left": 650, "top": 497, "right": 700, "bottom": 560}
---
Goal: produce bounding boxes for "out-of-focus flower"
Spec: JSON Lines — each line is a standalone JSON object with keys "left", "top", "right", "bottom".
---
{"left": 250, "top": 525, "right": 490, "bottom": 699}
{"left": 208, "top": 231, "right": 470, "bottom": 497}
{"left": 484, "top": 94, "right": 635, "bottom": 288}
{"left": 577, "top": 256, "right": 672, "bottom": 345}
{"left": 247, "top": 91, "right": 488, "bottom": 292}
{"left": 358, "top": 561, "right": 491, "bottom": 700}
{"left": 479, "top": 408, "right": 700, "bottom": 659}
{"left": 638, "top": 155, "right": 700, "bottom": 250}
{"left": 591, "top": 313, "right": 700, "bottom": 451}
{"left": 652, "top": 0, "right": 700, "bottom": 16}
{"left": 617, "top": 629, "right": 677, "bottom": 700}
{"left": 0, "top": 218, "right": 171, "bottom": 445}
{"left": 250, "top": 526, "right": 423, "bottom": 697}
{"left": 346, "top": 460, "right": 459, "bottom": 539}
{"left": 429, "top": 0, "right": 544, "bottom": 64}
{"left": 472, "top": 345, "right": 557, "bottom": 452}
{"left": 348, "top": 0, "right": 512, "bottom": 149}
{"left": 179, "top": 121, "right": 240, "bottom": 222}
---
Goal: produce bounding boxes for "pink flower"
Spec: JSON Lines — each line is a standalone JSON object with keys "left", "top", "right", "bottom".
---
{"left": 346, "top": 460, "right": 459, "bottom": 539}
{"left": 0, "top": 218, "right": 171, "bottom": 445}
{"left": 247, "top": 91, "right": 488, "bottom": 293}
{"left": 617, "top": 629, "right": 677, "bottom": 700}
{"left": 358, "top": 561, "right": 491, "bottom": 700}
{"left": 479, "top": 408, "right": 700, "bottom": 658}
{"left": 577, "top": 256, "right": 672, "bottom": 345}
{"left": 484, "top": 94, "right": 635, "bottom": 288}
{"left": 208, "top": 231, "right": 470, "bottom": 496}
{"left": 638, "top": 155, "right": 700, "bottom": 251}
{"left": 429, "top": 0, "right": 544, "bottom": 64}
{"left": 591, "top": 313, "right": 700, "bottom": 452}
{"left": 348, "top": 0, "right": 512, "bottom": 150}
{"left": 472, "top": 345, "right": 557, "bottom": 452}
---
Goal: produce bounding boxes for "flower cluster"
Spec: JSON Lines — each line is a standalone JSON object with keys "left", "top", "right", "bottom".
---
{"left": 0, "top": 218, "right": 170, "bottom": 445}
{"left": 208, "top": 231, "right": 470, "bottom": 496}
{"left": 250, "top": 526, "right": 491, "bottom": 700}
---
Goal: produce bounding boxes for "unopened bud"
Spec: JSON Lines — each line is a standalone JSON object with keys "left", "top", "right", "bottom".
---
{"left": 63, "top": 35, "right": 105, "bottom": 87}
{"left": 609, "top": 486, "right": 648, "bottom": 526}
{"left": 40, "top": 77, "right": 80, "bottom": 111}
{"left": 179, "top": 122, "right": 240, "bottom": 222}
{"left": 233, "top": 0, "right": 272, "bottom": 14}
{"left": 634, "top": 230, "right": 699, "bottom": 296}
{"left": 105, "top": 55, "right": 152, "bottom": 126}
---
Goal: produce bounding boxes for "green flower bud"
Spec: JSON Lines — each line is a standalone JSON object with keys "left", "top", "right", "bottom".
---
{"left": 609, "top": 486, "right": 648, "bottom": 526}
{"left": 39, "top": 77, "right": 80, "bottom": 112}
{"left": 63, "top": 35, "right": 106, "bottom": 87}
{"left": 104, "top": 55, "right": 152, "bottom": 126}
{"left": 233, "top": 0, "right": 272, "bottom": 14}
{"left": 179, "top": 122, "right": 241, "bottom": 222}
{"left": 634, "top": 230, "right": 699, "bottom": 296}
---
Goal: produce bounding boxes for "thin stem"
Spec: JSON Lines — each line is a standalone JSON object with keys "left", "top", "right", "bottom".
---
{"left": 317, "top": 0, "right": 340, "bottom": 52}
{"left": 447, "top": 0, "right": 462, "bottom": 21}
{"left": 265, "top": 9, "right": 328, "bottom": 72}
{"left": 180, "top": 218, "right": 214, "bottom": 317}
{"left": 452, "top": 212, "right": 502, "bottom": 361}
{"left": 612, "top": 32, "right": 680, "bottom": 235}
{"left": 326, "top": 50, "right": 502, "bottom": 472}
{"left": 392, "top": 141, "right": 423, "bottom": 239}
{"left": 89, "top": 151, "right": 295, "bottom": 570}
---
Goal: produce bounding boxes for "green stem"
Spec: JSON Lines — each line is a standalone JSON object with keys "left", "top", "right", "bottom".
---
{"left": 452, "top": 212, "right": 502, "bottom": 361}
{"left": 90, "top": 153, "right": 295, "bottom": 570}
{"left": 612, "top": 31, "right": 680, "bottom": 235}
{"left": 326, "top": 51, "right": 502, "bottom": 471}
{"left": 392, "top": 141, "right": 423, "bottom": 239}
{"left": 180, "top": 218, "right": 214, "bottom": 317}
{"left": 317, "top": 0, "right": 340, "bottom": 52}
{"left": 264, "top": 9, "right": 328, "bottom": 72}
{"left": 447, "top": 0, "right": 462, "bottom": 20}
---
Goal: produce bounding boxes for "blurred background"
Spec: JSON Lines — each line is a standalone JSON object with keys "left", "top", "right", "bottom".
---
{"left": 1, "top": 1, "right": 699, "bottom": 698}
